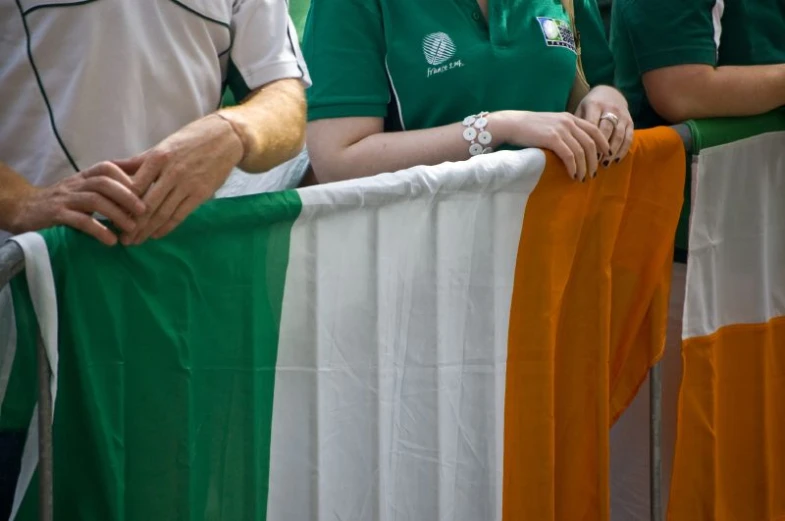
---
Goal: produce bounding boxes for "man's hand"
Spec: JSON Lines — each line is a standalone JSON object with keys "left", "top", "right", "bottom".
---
{"left": 120, "top": 115, "right": 244, "bottom": 245}
{"left": 119, "top": 78, "right": 305, "bottom": 245}
{"left": 3, "top": 161, "right": 146, "bottom": 246}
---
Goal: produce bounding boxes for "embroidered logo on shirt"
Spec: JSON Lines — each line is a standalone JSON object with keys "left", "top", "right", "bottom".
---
{"left": 536, "top": 17, "right": 577, "bottom": 54}
{"left": 422, "top": 32, "right": 465, "bottom": 78}
{"left": 422, "top": 32, "right": 457, "bottom": 66}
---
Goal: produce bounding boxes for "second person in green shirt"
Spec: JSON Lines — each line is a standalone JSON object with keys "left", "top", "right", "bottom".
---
{"left": 302, "top": 0, "right": 634, "bottom": 184}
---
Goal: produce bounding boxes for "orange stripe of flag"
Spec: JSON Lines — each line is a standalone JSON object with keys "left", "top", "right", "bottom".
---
{"left": 502, "top": 127, "right": 686, "bottom": 520}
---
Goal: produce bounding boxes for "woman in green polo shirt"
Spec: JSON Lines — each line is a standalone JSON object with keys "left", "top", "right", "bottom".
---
{"left": 302, "top": 0, "right": 633, "bottom": 183}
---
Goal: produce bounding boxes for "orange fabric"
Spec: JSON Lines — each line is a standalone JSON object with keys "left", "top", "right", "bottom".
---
{"left": 502, "top": 127, "right": 686, "bottom": 520}
{"left": 669, "top": 318, "right": 785, "bottom": 521}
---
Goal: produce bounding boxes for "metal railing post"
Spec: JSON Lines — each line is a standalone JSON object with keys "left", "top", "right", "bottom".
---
{"left": 649, "top": 362, "right": 663, "bottom": 521}
{"left": 0, "top": 242, "right": 24, "bottom": 288}
{"left": 36, "top": 334, "right": 53, "bottom": 521}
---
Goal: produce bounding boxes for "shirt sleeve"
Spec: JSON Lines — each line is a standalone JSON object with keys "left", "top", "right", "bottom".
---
{"left": 302, "top": 0, "right": 390, "bottom": 121}
{"left": 227, "top": 0, "right": 312, "bottom": 101}
{"left": 575, "top": 0, "right": 615, "bottom": 87}
{"left": 616, "top": 0, "right": 719, "bottom": 73}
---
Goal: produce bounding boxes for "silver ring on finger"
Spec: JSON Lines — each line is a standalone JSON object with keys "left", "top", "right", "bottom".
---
{"left": 600, "top": 112, "right": 620, "bottom": 128}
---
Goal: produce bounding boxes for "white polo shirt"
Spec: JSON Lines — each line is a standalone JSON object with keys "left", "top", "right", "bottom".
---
{"left": 0, "top": 0, "right": 310, "bottom": 192}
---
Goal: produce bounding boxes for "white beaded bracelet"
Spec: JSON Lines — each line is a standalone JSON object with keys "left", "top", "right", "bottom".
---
{"left": 462, "top": 112, "right": 494, "bottom": 156}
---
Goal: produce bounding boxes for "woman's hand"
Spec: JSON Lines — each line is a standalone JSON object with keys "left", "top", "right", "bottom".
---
{"left": 492, "top": 110, "right": 611, "bottom": 181}
{"left": 574, "top": 86, "right": 634, "bottom": 166}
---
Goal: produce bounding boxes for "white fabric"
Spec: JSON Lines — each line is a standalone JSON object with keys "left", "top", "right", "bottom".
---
{"left": 266, "top": 149, "right": 545, "bottom": 520}
{"left": 0, "top": 0, "right": 308, "bottom": 195}
{"left": 684, "top": 131, "right": 785, "bottom": 338}
{"left": 215, "top": 148, "right": 310, "bottom": 198}
{"left": 4, "top": 233, "right": 59, "bottom": 521}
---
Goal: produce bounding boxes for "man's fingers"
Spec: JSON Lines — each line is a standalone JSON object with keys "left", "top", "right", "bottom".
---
{"left": 152, "top": 196, "right": 201, "bottom": 240}
{"left": 124, "top": 168, "right": 177, "bottom": 244}
{"left": 70, "top": 192, "right": 138, "bottom": 234}
{"left": 136, "top": 189, "right": 188, "bottom": 245}
{"left": 131, "top": 154, "right": 165, "bottom": 197}
{"left": 57, "top": 210, "right": 118, "bottom": 246}
{"left": 82, "top": 161, "right": 137, "bottom": 191}
{"left": 113, "top": 156, "right": 146, "bottom": 177}
{"left": 80, "top": 176, "right": 146, "bottom": 216}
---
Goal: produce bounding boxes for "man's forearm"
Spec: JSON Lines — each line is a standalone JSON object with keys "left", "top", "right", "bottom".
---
{"left": 643, "top": 63, "right": 785, "bottom": 123}
{"left": 0, "top": 163, "right": 36, "bottom": 233}
{"left": 216, "top": 78, "right": 306, "bottom": 173}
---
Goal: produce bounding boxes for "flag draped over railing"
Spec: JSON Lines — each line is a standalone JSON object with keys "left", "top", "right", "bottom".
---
{"left": 669, "top": 110, "right": 785, "bottom": 521}
{"left": 1, "top": 128, "right": 685, "bottom": 521}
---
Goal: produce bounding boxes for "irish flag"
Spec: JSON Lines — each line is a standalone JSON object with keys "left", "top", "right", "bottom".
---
{"left": 669, "top": 111, "right": 785, "bottom": 521}
{"left": 1, "top": 127, "right": 685, "bottom": 521}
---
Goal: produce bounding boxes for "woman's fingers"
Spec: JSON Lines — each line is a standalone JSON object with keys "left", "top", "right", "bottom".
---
{"left": 598, "top": 118, "right": 617, "bottom": 162}
{"left": 575, "top": 117, "right": 610, "bottom": 157}
{"left": 549, "top": 137, "right": 578, "bottom": 180}
{"left": 608, "top": 121, "right": 627, "bottom": 160}
{"left": 563, "top": 131, "right": 589, "bottom": 181}
{"left": 615, "top": 124, "right": 635, "bottom": 163}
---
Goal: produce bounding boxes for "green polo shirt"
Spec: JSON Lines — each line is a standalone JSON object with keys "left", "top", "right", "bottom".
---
{"left": 611, "top": 0, "right": 785, "bottom": 130}
{"left": 610, "top": 0, "right": 785, "bottom": 257}
{"left": 303, "top": 0, "right": 614, "bottom": 129}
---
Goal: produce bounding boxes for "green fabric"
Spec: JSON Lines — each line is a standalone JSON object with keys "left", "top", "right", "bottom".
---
{"left": 4, "top": 191, "right": 302, "bottom": 520}
{"left": 226, "top": 59, "right": 252, "bottom": 105}
{"left": 611, "top": 0, "right": 785, "bottom": 129}
{"left": 303, "top": 0, "right": 613, "bottom": 128}
{"left": 288, "top": 0, "right": 310, "bottom": 39}
{"left": 686, "top": 108, "right": 785, "bottom": 152}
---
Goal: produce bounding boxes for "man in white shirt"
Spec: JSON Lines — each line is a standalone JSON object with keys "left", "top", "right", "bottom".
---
{"left": 0, "top": 0, "right": 310, "bottom": 246}
{"left": 0, "top": 1, "right": 310, "bottom": 517}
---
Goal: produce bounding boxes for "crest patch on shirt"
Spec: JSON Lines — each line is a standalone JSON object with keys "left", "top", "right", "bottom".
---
{"left": 536, "top": 17, "right": 577, "bottom": 54}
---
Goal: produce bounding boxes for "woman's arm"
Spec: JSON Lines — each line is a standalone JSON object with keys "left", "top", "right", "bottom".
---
{"left": 307, "top": 110, "right": 611, "bottom": 183}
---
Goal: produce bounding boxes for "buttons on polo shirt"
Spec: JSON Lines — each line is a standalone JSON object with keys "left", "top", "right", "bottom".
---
{"left": 472, "top": 11, "right": 482, "bottom": 21}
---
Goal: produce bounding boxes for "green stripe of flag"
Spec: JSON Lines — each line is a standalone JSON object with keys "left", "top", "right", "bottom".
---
{"left": 5, "top": 190, "right": 302, "bottom": 520}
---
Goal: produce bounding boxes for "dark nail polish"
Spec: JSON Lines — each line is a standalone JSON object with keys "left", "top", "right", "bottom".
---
{"left": 592, "top": 171, "right": 597, "bottom": 178}
{"left": 597, "top": 153, "right": 602, "bottom": 160}
{"left": 603, "top": 160, "right": 610, "bottom": 167}
{"left": 615, "top": 158, "right": 621, "bottom": 163}
{"left": 608, "top": 149, "right": 613, "bottom": 155}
